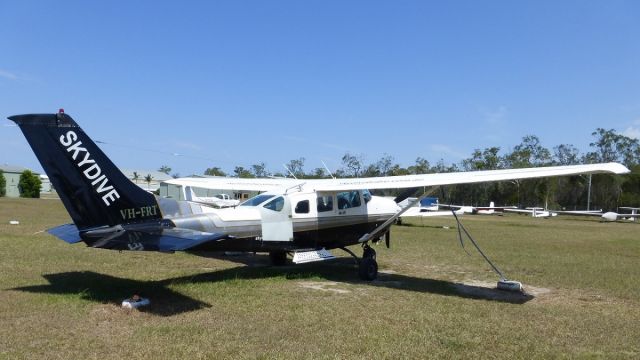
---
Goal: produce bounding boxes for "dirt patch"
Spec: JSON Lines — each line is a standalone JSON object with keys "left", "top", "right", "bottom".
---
{"left": 298, "top": 281, "right": 351, "bottom": 294}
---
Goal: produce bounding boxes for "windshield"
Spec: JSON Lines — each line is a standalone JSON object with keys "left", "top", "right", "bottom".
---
{"left": 240, "top": 194, "right": 276, "bottom": 207}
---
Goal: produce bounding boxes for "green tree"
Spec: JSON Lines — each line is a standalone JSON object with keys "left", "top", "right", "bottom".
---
{"left": 285, "top": 158, "right": 306, "bottom": 178}
{"left": 376, "top": 154, "right": 394, "bottom": 176}
{"left": 0, "top": 170, "right": 6, "bottom": 197}
{"left": 144, "top": 174, "right": 153, "bottom": 189}
{"left": 132, "top": 171, "right": 140, "bottom": 184}
{"left": 408, "top": 157, "right": 430, "bottom": 174}
{"left": 234, "top": 166, "right": 254, "bottom": 178}
{"left": 251, "top": 162, "right": 270, "bottom": 178}
{"left": 341, "top": 153, "right": 364, "bottom": 177}
{"left": 308, "top": 168, "right": 328, "bottom": 179}
{"left": 553, "top": 144, "right": 581, "bottom": 165}
{"left": 586, "top": 128, "right": 639, "bottom": 167}
{"left": 158, "top": 165, "right": 171, "bottom": 175}
{"left": 204, "top": 167, "right": 227, "bottom": 176}
{"left": 19, "top": 170, "right": 41, "bottom": 198}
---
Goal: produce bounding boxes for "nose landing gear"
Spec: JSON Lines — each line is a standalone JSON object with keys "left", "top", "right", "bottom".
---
{"left": 339, "top": 243, "right": 379, "bottom": 280}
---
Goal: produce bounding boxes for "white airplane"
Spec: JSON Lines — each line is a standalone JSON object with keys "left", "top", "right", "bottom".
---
{"left": 183, "top": 186, "right": 240, "bottom": 208}
{"left": 439, "top": 201, "right": 517, "bottom": 215}
{"left": 8, "top": 111, "right": 630, "bottom": 280}
{"left": 400, "top": 206, "right": 465, "bottom": 217}
{"left": 504, "top": 207, "right": 558, "bottom": 218}
{"left": 397, "top": 197, "right": 465, "bottom": 217}
{"left": 553, "top": 208, "right": 640, "bottom": 222}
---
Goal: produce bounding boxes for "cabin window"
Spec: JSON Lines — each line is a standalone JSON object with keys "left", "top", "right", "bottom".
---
{"left": 295, "top": 200, "right": 310, "bottom": 214}
{"left": 263, "top": 196, "right": 285, "bottom": 212}
{"left": 317, "top": 195, "right": 333, "bottom": 212}
{"left": 337, "top": 191, "right": 361, "bottom": 209}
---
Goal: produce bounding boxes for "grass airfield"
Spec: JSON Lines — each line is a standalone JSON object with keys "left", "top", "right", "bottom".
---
{"left": 1, "top": 197, "right": 638, "bottom": 359}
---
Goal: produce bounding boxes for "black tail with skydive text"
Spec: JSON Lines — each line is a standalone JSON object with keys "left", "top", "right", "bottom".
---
{"left": 9, "top": 112, "right": 162, "bottom": 230}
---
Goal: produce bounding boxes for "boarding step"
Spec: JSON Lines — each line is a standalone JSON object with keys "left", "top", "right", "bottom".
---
{"left": 292, "top": 248, "right": 336, "bottom": 264}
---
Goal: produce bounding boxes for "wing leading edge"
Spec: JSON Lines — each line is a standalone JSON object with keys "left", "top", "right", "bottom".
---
{"left": 172, "top": 163, "right": 628, "bottom": 193}
{"left": 307, "top": 163, "right": 629, "bottom": 191}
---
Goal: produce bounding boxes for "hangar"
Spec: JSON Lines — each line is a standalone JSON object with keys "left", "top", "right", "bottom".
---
{"left": 0, "top": 164, "right": 42, "bottom": 197}
{"left": 121, "top": 169, "right": 172, "bottom": 193}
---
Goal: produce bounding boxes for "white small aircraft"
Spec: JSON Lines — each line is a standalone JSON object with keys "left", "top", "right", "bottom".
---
{"left": 553, "top": 207, "right": 640, "bottom": 222}
{"left": 398, "top": 197, "right": 465, "bottom": 217}
{"left": 8, "top": 111, "right": 631, "bottom": 281}
{"left": 504, "top": 207, "right": 558, "bottom": 218}
{"left": 183, "top": 186, "right": 240, "bottom": 208}
{"left": 439, "top": 201, "right": 517, "bottom": 215}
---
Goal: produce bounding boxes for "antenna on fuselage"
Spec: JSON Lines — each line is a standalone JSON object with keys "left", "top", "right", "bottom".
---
{"left": 283, "top": 164, "right": 298, "bottom": 179}
{"left": 321, "top": 160, "right": 336, "bottom": 179}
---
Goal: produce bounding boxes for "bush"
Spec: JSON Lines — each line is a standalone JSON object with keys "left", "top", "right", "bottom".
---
{"left": 19, "top": 170, "right": 41, "bottom": 198}
{"left": 0, "top": 170, "right": 6, "bottom": 197}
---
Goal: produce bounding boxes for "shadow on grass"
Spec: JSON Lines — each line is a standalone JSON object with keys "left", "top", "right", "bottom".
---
{"left": 12, "top": 255, "right": 532, "bottom": 316}
{"left": 11, "top": 271, "right": 212, "bottom": 316}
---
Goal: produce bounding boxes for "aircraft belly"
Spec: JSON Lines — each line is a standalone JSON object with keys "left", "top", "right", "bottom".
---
{"left": 170, "top": 211, "right": 395, "bottom": 251}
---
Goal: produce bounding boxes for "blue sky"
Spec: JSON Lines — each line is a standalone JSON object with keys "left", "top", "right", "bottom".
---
{"left": 1, "top": 1, "right": 639, "bottom": 176}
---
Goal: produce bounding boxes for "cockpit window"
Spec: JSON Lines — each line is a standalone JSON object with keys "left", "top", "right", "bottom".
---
{"left": 240, "top": 194, "right": 276, "bottom": 207}
{"left": 263, "top": 196, "right": 285, "bottom": 212}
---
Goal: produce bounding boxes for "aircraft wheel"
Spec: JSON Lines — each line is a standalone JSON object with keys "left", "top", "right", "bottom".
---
{"left": 269, "top": 251, "right": 287, "bottom": 266}
{"left": 358, "top": 257, "right": 378, "bottom": 281}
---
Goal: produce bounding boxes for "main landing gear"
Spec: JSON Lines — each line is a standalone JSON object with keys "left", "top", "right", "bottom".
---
{"left": 269, "top": 251, "right": 287, "bottom": 266}
{"left": 341, "top": 244, "right": 378, "bottom": 281}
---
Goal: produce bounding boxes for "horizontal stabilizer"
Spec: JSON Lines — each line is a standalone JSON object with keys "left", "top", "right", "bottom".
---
{"left": 47, "top": 224, "right": 82, "bottom": 244}
{"left": 45, "top": 213, "right": 228, "bottom": 252}
{"left": 292, "top": 248, "right": 336, "bottom": 264}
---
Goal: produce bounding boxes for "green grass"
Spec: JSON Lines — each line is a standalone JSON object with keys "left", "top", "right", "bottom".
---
{"left": 1, "top": 198, "right": 639, "bottom": 359}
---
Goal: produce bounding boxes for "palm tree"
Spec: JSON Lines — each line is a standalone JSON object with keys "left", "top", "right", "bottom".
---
{"left": 144, "top": 174, "right": 153, "bottom": 190}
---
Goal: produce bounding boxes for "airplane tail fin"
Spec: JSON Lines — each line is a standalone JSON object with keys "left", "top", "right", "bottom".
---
{"left": 184, "top": 186, "right": 197, "bottom": 201}
{"left": 9, "top": 112, "right": 162, "bottom": 230}
{"left": 489, "top": 201, "right": 495, "bottom": 208}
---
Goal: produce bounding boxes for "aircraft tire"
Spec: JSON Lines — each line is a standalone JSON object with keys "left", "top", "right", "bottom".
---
{"left": 358, "top": 257, "right": 378, "bottom": 281}
{"left": 269, "top": 251, "right": 287, "bottom": 266}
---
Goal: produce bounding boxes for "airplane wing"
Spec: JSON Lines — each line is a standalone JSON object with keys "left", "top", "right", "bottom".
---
{"left": 305, "top": 163, "right": 629, "bottom": 191}
{"left": 552, "top": 210, "right": 604, "bottom": 216}
{"left": 164, "top": 177, "right": 299, "bottom": 192}
{"left": 169, "top": 163, "right": 628, "bottom": 193}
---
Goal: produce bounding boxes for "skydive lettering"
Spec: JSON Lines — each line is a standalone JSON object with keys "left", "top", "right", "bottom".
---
{"left": 59, "top": 131, "right": 120, "bottom": 206}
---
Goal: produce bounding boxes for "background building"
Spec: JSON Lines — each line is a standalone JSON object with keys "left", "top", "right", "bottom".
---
{"left": 121, "top": 169, "right": 172, "bottom": 193}
{"left": 0, "top": 164, "right": 40, "bottom": 197}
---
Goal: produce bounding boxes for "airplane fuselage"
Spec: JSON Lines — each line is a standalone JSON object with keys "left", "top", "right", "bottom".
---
{"left": 152, "top": 190, "right": 399, "bottom": 253}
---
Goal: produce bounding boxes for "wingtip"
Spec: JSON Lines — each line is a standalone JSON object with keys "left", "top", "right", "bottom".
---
{"left": 608, "top": 162, "right": 631, "bottom": 174}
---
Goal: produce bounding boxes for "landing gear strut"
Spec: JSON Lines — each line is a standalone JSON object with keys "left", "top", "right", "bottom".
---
{"left": 339, "top": 244, "right": 379, "bottom": 281}
{"left": 358, "top": 244, "right": 378, "bottom": 281}
{"left": 269, "top": 251, "right": 287, "bottom": 266}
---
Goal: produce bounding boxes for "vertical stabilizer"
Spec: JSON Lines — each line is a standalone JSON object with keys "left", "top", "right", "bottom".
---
{"left": 9, "top": 112, "right": 161, "bottom": 229}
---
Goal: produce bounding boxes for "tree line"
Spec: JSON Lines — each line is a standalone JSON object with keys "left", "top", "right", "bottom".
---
{"left": 199, "top": 128, "right": 640, "bottom": 210}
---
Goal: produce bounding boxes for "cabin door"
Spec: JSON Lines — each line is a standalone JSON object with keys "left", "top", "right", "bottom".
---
{"left": 259, "top": 196, "right": 294, "bottom": 241}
